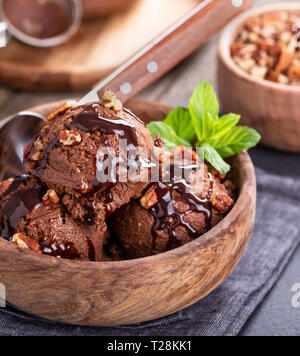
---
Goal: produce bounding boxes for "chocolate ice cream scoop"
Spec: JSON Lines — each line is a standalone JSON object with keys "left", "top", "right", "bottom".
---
{"left": 0, "top": 175, "right": 106, "bottom": 260}
{"left": 110, "top": 148, "right": 235, "bottom": 259}
{"left": 23, "top": 101, "right": 156, "bottom": 225}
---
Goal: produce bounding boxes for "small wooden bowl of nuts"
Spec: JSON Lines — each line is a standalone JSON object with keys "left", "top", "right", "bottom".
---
{"left": 218, "top": 2, "right": 300, "bottom": 153}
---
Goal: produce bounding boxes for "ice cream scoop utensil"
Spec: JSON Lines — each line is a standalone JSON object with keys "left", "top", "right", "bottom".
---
{"left": 0, "top": 112, "right": 46, "bottom": 180}
{"left": 0, "top": 0, "right": 82, "bottom": 48}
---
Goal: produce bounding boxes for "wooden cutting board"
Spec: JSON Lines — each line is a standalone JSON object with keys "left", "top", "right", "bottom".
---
{"left": 0, "top": 0, "right": 203, "bottom": 91}
{"left": 82, "top": 0, "right": 138, "bottom": 19}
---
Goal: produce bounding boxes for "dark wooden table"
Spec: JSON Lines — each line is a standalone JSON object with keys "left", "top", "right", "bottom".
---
{"left": 0, "top": 0, "right": 299, "bottom": 336}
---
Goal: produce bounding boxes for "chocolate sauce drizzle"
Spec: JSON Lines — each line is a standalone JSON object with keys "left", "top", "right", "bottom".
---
{"left": 70, "top": 105, "right": 139, "bottom": 147}
{"left": 83, "top": 199, "right": 96, "bottom": 225}
{"left": 41, "top": 240, "right": 81, "bottom": 260}
{"left": 123, "top": 107, "right": 145, "bottom": 126}
{"left": 24, "top": 133, "right": 58, "bottom": 178}
{"left": 149, "top": 166, "right": 214, "bottom": 253}
{"left": 0, "top": 175, "right": 46, "bottom": 241}
{"left": 103, "top": 190, "right": 114, "bottom": 216}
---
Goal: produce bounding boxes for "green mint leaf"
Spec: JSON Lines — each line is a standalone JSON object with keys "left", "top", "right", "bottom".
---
{"left": 209, "top": 113, "right": 241, "bottom": 142}
{"left": 164, "top": 107, "right": 195, "bottom": 142}
{"left": 189, "top": 81, "right": 219, "bottom": 142}
{"left": 212, "top": 126, "right": 261, "bottom": 158}
{"left": 202, "top": 143, "right": 231, "bottom": 175}
{"left": 146, "top": 81, "right": 261, "bottom": 175}
{"left": 147, "top": 121, "right": 190, "bottom": 151}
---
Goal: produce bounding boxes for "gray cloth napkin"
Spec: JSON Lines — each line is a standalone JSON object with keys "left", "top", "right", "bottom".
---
{"left": 0, "top": 166, "right": 299, "bottom": 336}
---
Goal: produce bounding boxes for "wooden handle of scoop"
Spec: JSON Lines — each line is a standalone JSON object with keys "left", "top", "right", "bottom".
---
{"left": 79, "top": 0, "right": 252, "bottom": 105}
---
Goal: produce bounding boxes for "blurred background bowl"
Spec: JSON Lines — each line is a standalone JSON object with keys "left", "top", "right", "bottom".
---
{"left": 0, "top": 0, "right": 82, "bottom": 48}
{"left": 218, "top": 2, "right": 300, "bottom": 153}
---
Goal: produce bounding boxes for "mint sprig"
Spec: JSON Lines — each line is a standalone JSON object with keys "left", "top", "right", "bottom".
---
{"left": 189, "top": 81, "right": 219, "bottom": 142}
{"left": 164, "top": 107, "right": 195, "bottom": 143}
{"left": 202, "top": 143, "right": 231, "bottom": 174}
{"left": 147, "top": 81, "right": 261, "bottom": 175}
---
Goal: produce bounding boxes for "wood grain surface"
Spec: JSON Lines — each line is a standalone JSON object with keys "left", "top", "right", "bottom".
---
{"left": 0, "top": 100, "right": 256, "bottom": 326}
{"left": 82, "top": 0, "right": 138, "bottom": 19}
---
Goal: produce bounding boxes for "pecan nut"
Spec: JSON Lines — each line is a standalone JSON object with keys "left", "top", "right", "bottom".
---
{"left": 58, "top": 129, "right": 81, "bottom": 146}
{"left": 172, "top": 145, "right": 199, "bottom": 163}
{"left": 43, "top": 189, "right": 60, "bottom": 205}
{"left": 102, "top": 90, "right": 123, "bottom": 112}
{"left": 0, "top": 178, "right": 13, "bottom": 196}
{"left": 46, "top": 101, "right": 77, "bottom": 122}
{"left": 12, "top": 233, "right": 42, "bottom": 254}
{"left": 211, "top": 192, "right": 234, "bottom": 214}
{"left": 250, "top": 65, "right": 268, "bottom": 79}
{"left": 27, "top": 139, "right": 44, "bottom": 161}
{"left": 288, "top": 66, "right": 300, "bottom": 80}
{"left": 275, "top": 44, "right": 294, "bottom": 73}
{"left": 140, "top": 185, "right": 158, "bottom": 209}
{"left": 28, "top": 150, "right": 44, "bottom": 162}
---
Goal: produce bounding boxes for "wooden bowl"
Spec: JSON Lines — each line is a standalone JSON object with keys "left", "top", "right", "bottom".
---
{"left": 0, "top": 100, "right": 256, "bottom": 326}
{"left": 218, "top": 2, "right": 300, "bottom": 153}
{"left": 82, "top": 0, "right": 137, "bottom": 19}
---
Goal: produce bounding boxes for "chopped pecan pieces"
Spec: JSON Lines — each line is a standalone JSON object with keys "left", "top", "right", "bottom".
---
{"left": 27, "top": 139, "right": 44, "bottom": 161}
{"left": 46, "top": 101, "right": 77, "bottom": 122}
{"left": 58, "top": 129, "right": 81, "bottom": 146}
{"left": 231, "top": 11, "right": 300, "bottom": 85}
{"left": 102, "top": 90, "right": 123, "bottom": 112}
{"left": 28, "top": 150, "right": 44, "bottom": 162}
{"left": 33, "top": 140, "right": 43, "bottom": 151}
{"left": 0, "top": 178, "right": 13, "bottom": 196}
{"left": 211, "top": 192, "right": 234, "bottom": 214}
{"left": 172, "top": 145, "right": 199, "bottom": 163}
{"left": 43, "top": 189, "right": 60, "bottom": 205}
{"left": 275, "top": 44, "right": 294, "bottom": 73}
{"left": 140, "top": 185, "right": 158, "bottom": 210}
{"left": 12, "top": 233, "right": 42, "bottom": 254}
{"left": 288, "top": 65, "right": 300, "bottom": 80}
